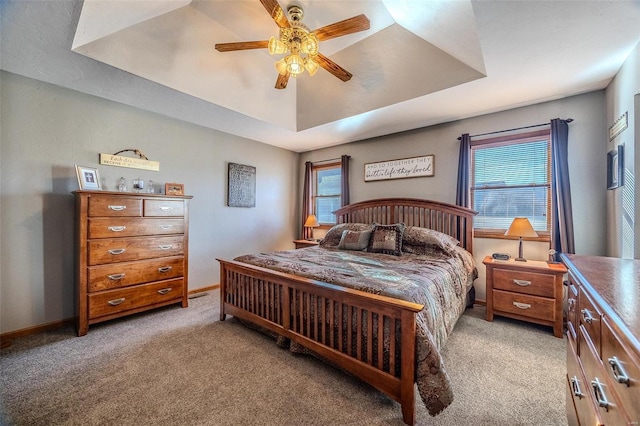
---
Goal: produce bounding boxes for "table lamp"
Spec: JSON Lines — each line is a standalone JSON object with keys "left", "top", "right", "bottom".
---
{"left": 505, "top": 217, "right": 538, "bottom": 261}
{"left": 304, "top": 214, "right": 319, "bottom": 241}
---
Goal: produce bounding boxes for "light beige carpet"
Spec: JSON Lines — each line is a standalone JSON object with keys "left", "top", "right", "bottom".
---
{"left": 0, "top": 290, "right": 567, "bottom": 425}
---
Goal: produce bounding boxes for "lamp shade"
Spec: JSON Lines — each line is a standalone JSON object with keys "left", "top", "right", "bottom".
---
{"left": 505, "top": 218, "right": 538, "bottom": 238}
{"left": 304, "top": 214, "right": 319, "bottom": 227}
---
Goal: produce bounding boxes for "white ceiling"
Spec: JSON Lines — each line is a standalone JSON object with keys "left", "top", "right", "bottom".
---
{"left": 2, "top": 1, "right": 640, "bottom": 152}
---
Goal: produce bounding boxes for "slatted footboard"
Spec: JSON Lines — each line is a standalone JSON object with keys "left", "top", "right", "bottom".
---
{"left": 218, "top": 259, "right": 424, "bottom": 425}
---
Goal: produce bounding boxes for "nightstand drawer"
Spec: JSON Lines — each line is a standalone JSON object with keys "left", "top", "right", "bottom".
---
{"left": 492, "top": 290, "right": 555, "bottom": 321}
{"left": 493, "top": 268, "right": 555, "bottom": 297}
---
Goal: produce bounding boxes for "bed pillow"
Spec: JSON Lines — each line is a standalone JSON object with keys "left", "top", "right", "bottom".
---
{"left": 320, "top": 223, "right": 372, "bottom": 247}
{"left": 337, "top": 229, "right": 372, "bottom": 251}
{"left": 401, "top": 226, "right": 460, "bottom": 255}
{"left": 367, "top": 223, "right": 405, "bottom": 256}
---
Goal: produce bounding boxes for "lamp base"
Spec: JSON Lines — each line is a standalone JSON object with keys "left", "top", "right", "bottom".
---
{"left": 514, "top": 257, "right": 527, "bottom": 262}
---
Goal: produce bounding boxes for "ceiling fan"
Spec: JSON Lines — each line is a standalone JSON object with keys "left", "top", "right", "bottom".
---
{"left": 215, "top": 0, "right": 370, "bottom": 89}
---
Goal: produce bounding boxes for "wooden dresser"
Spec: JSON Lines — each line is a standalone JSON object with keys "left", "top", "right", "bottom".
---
{"left": 483, "top": 256, "right": 567, "bottom": 337}
{"left": 74, "top": 190, "right": 192, "bottom": 336}
{"left": 561, "top": 254, "right": 640, "bottom": 426}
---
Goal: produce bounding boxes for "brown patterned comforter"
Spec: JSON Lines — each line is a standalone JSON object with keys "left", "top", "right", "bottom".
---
{"left": 234, "top": 245, "right": 477, "bottom": 415}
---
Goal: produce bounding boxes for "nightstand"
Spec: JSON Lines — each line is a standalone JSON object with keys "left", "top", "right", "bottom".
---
{"left": 483, "top": 256, "right": 567, "bottom": 338}
{"left": 293, "top": 239, "right": 319, "bottom": 249}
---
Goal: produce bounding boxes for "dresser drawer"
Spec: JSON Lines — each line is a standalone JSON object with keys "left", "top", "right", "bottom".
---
{"left": 88, "top": 278, "right": 184, "bottom": 319}
{"left": 88, "top": 256, "right": 184, "bottom": 291}
{"left": 88, "top": 196, "right": 142, "bottom": 217}
{"left": 88, "top": 236, "right": 184, "bottom": 265}
{"left": 89, "top": 218, "right": 184, "bottom": 238}
{"left": 580, "top": 324, "right": 629, "bottom": 425}
{"left": 579, "top": 288, "right": 603, "bottom": 357}
{"left": 602, "top": 317, "right": 640, "bottom": 422}
{"left": 492, "top": 289, "right": 555, "bottom": 320}
{"left": 144, "top": 199, "right": 184, "bottom": 217}
{"left": 567, "top": 332, "right": 602, "bottom": 426}
{"left": 493, "top": 268, "right": 555, "bottom": 297}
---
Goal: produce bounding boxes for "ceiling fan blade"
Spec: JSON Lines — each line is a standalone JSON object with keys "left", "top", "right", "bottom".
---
{"left": 313, "top": 14, "right": 370, "bottom": 41}
{"left": 260, "top": 0, "right": 290, "bottom": 28}
{"left": 315, "top": 53, "right": 352, "bottom": 82}
{"left": 275, "top": 72, "right": 290, "bottom": 89}
{"left": 215, "top": 41, "right": 269, "bottom": 52}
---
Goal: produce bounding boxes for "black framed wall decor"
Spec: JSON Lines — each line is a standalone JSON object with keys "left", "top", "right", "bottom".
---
{"left": 227, "top": 162, "right": 256, "bottom": 207}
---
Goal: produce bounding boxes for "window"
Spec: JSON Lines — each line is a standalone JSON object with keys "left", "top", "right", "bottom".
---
{"left": 312, "top": 162, "right": 341, "bottom": 226}
{"left": 471, "top": 130, "right": 551, "bottom": 240}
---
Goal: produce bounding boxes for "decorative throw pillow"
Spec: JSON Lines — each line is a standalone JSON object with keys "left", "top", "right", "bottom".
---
{"left": 402, "top": 226, "right": 460, "bottom": 255}
{"left": 319, "top": 223, "right": 372, "bottom": 247}
{"left": 367, "top": 223, "right": 405, "bottom": 256}
{"left": 338, "top": 229, "right": 372, "bottom": 251}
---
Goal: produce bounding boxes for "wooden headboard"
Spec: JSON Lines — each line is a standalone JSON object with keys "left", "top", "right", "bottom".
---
{"left": 333, "top": 198, "right": 478, "bottom": 253}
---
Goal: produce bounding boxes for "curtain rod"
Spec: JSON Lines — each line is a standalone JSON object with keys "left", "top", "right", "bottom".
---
{"left": 457, "top": 118, "right": 573, "bottom": 140}
{"left": 312, "top": 156, "right": 348, "bottom": 164}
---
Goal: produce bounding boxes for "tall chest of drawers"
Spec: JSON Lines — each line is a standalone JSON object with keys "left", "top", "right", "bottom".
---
{"left": 74, "top": 190, "right": 192, "bottom": 336}
{"left": 561, "top": 254, "right": 640, "bottom": 426}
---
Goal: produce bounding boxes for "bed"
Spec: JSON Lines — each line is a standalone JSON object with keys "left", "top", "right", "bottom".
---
{"left": 217, "top": 198, "right": 477, "bottom": 425}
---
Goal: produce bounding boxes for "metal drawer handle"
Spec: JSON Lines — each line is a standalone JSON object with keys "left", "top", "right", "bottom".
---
{"left": 108, "top": 249, "right": 126, "bottom": 255}
{"left": 591, "top": 378, "right": 610, "bottom": 412}
{"left": 108, "top": 205, "right": 126, "bottom": 211}
{"left": 513, "top": 302, "right": 531, "bottom": 310}
{"left": 608, "top": 357, "right": 630, "bottom": 386}
{"left": 107, "top": 273, "right": 125, "bottom": 280}
{"left": 581, "top": 308, "right": 594, "bottom": 324}
{"left": 158, "top": 245, "right": 173, "bottom": 250}
{"left": 513, "top": 279, "right": 531, "bottom": 287}
{"left": 159, "top": 206, "right": 173, "bottom": 211}
{"left": 158, "top": 266, "right": 172, "bottom": 273}
{"left": 157, "top": 288, "right": 172, "bottom": 295}
{"left": 570, "top": 376, "right": 584, "bottom": 399}
{"left": 159, "top": 224, "right": 174, "bottom": 230}
{"left": 108, "top": 226, "right": 126, "bottom": 232}
{"left": 108, "top": 298, "right": 126, "bottom": 306}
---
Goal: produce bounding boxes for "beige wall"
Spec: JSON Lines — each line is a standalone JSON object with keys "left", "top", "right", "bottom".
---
{"left": 605, "top": 42, "right": 640, "bottom": 259}
{"left": 300, "top": 91, "right": 607, "bottom": 301}
{"left": 0, "top": 71, "right": 299, "bottom": 334}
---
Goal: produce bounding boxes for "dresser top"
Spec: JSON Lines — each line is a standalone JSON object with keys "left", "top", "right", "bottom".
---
{"left": 561, "top": 254, "right": 640, "bottom": 341}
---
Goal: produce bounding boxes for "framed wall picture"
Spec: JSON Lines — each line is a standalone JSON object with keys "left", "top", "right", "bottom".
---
{"left": 607, "top": 144, "right": 624, "bottom": 190}
{"left": 75, "top": 165, "right": 102, "bottom": 190}
{"left": 227, "top": 162, "right": 256, "bottom": 207}
{"left": 165, "top": 183, "right": 184, "bottom": 196}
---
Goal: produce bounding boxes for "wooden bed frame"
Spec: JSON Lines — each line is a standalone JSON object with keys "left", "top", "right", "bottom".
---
{"left": 217, "top": 198, "right": 477, "bottom": 425}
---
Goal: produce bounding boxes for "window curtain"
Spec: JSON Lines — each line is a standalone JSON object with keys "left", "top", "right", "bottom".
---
{"left": 550, "top": 118, "right": 575, "bottom": 259}
{"left": 301, "top": 161, "right": 313, "bottom": 239}
{"left": 340, "top": 155, "right": 350, "bottom": 207}
{"left": 456, "top": 133, "right": 471, "bottom": 207}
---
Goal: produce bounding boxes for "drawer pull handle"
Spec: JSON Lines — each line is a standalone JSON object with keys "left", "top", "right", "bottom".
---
{"left": 158, "top": 266, "right": 172, "bottom": 273}
{"left": 513, "top": 302, "right": 531, "bottom": 310}
{"left": 581, "top": 308, "right": 594, "bottom": 324}
{"left": 570, "top": 376, "right": 584, "bottom": 399}
{"left": 513, "top": 279, "right": 531, "bottom": 287}
{"left": 159, "top": 224, "right": 174, "bottom": 230}
{"left": 157, "top": 288, "right": 172, "bottom": 295}
{"left": 159, "top": 206, "right": 173, "bottom": 211}
{"left": 108, "top": 226, "right": 126, "bottom": 232}
{"left": 108, "top": 249, "right": 126, "bottom": 255}
{"left": 591, "top": 378, "right": 610, "bottom": 412}
{"left": 107, "top": 273, "right": 125, "bottom": 280}
{"left": 608, "top": 357, "right": 630, "bottom": 386}
{"left": 108, "top": 205, "right": 126, "bottom": 211}
{"left": 108, "top": 298, "right": 126, "bottom": 306}
{"left": 158, "top": 245, "right": 173, "bottom": 250}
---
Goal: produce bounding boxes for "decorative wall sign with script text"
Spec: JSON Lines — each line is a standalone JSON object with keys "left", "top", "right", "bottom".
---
{"left": 364, "top": 155, "right": 434, "bottom": 182}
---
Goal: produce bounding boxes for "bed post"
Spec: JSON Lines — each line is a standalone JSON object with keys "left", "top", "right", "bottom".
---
{"left": 219, "top": 262, "right": 227, "bottom": 321}
{"left": 400, "top": 309, "right": 417, "bottom": 425}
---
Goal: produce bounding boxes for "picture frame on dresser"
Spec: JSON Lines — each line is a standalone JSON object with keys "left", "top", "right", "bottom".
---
{"left": 165, "top": 182, "right": 184, "bottom": 196}
{"left": 75, "top": 165, "right": 102, "bottom": 190}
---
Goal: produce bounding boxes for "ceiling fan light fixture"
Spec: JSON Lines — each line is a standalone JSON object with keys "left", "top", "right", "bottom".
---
{"left": 286, "top": 54, "right": 304, "bottom": 76}
{"left": 268, "top": 37, "right": 287, "bottom": 55}
{"left": 304, "top": 58, "right": 319, "bottom": 76}
{"left": 275, "top": 57, "right": 288, "bottom": 75}
{"left": 300, "top": 33, "right": 319, "bottom": 56}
